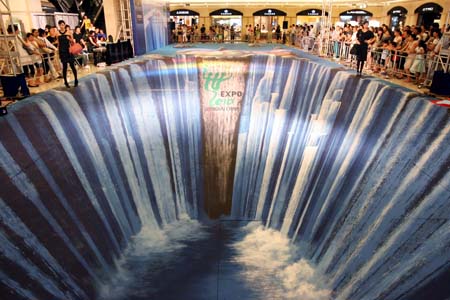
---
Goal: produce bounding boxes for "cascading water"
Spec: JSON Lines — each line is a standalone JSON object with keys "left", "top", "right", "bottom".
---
{"left": 0, "top": 46, "right": 449, "bottom": 300}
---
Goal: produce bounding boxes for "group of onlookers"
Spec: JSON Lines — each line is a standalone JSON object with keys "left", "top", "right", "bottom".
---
{"left": 171, "top": 23, "right": 303, "bottom": 44}
{"left": 2, "top": 17, "right": 108, "bottom": 98}
{"left": 171, "top": 24, "right": 239, "bottom": 43}
{"left": 324, "top": 22, "right": 449, "bottom": 83}
{"left": 372, "top": 24, "right": 446, "bottom": 83}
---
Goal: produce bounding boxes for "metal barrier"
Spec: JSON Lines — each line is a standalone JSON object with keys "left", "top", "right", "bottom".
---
{"left": 169, "top": 32, "right": 448, "bottom": 90}
{"left": 299, "top": 37, "right": 449, "bottom": 89}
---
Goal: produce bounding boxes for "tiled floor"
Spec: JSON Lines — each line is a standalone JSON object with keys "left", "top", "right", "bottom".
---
{"left": 0, "top": 63, "right": 103, "bottom": 108}
{"left": 25, "top": 64, "right": 101, "bottom": 94}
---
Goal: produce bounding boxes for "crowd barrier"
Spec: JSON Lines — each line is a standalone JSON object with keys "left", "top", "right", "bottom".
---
{"left": 170, "top": 32, "right": 449, "bottom": 93}
{"left": 105, "top": 40, "right": 134, "bottom": 66}
{"left": 303, "top": 39, "right": 449, "bottom": 92}
{"left": 172, "top": 31, "right": 286, "bottom": 44}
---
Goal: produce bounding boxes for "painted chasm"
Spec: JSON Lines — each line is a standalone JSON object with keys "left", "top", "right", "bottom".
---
{"left": 0, "top": 49, "right": 449, "bottom": 300}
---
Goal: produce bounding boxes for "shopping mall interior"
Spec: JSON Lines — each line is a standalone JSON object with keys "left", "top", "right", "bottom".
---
{"left": 0, "top": 1, "right": 449, "bottom": 300}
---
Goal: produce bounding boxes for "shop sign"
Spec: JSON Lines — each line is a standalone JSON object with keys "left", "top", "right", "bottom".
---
{"left": 387, "top": 6, "right": 408, "bottom": 16}
{"left": 210, "top": 9, "right": 243, "bottom": 16}
{"left": 253, "top": 8, "right": 287, "bottom": 16}
{"left": 170, "top": 9, "right": 199, "bottom": 16}
{"left": 297, "top": 9, "right": 328, "bottom": 16}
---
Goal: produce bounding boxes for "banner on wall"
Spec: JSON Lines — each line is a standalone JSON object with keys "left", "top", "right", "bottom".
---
{"left": 143, "top": 0, "right": 168, "bottom": 52}
{"left": 130, "top": 0, "right": 145, "bottom": 55}
{"left": 131, "top": 0, "right": 168, "bottom": 54}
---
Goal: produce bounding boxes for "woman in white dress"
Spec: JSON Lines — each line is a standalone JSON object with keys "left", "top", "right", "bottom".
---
{"left": 410, "top": 40, "right": 427, "bottom": 84}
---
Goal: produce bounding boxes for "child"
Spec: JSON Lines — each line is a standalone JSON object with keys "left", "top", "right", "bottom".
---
{"left": 410, "top": 40, "right": 427, "bottom": 85}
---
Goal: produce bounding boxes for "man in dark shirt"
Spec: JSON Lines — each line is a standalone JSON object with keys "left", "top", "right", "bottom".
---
{"left": 200, "top": 24, "right": 206, "bottom": 41}
{"left": 46, "top": 26, "right": 58, "bottom": 48}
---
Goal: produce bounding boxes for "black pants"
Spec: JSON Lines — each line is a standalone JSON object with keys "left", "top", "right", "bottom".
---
{"left": 1, "top": 74, "right": 30, "bottom": 97}
{"left": 62, "top": 60, "right": 77, "bottom": 84}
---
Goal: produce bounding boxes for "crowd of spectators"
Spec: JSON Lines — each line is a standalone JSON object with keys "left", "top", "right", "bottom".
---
{"left": 1, "top": 19, "right": 108, "bottom": 98}
{"left": 321, "top": 22, "right": 449, "bottom": 84}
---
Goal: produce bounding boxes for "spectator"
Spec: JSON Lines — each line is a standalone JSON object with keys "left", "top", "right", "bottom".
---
{"left": 355, "top": 21, "right": 375, "bottom": 76}
{"left": 200, "top": 24, "right": 206, "bottom": 41}
{"left": 403, "top": 34, "right": 419, "bottom": 82}
{"left": 24, "top": 32, "right": 44, "bottom": 86}
{"left": 410, "top": 40, "right": 427, "bottom": 84}
{"left": 37, "top": 28, "right": 58, "bottom": 81}
{"left": 73, "top": 26, "right": 90, "bottom": 68}
{"left": 81, "top": 14, "right": 93, "bottom": 34}
{"left": 5, "top": 25, "right": 30, "bottom": 97}
{"left": 87, "top": 30, "right": 106, "bottom": 66}
{"left": 57, "top": 20, "right": 78, "bottom": 88}
{"left": 97, "top": 29, "right": 107, "bottom": 42}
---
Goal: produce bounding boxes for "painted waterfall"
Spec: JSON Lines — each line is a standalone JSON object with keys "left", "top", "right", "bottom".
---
{"left": 0, "top": 47, "right": 449, "bottom": 300}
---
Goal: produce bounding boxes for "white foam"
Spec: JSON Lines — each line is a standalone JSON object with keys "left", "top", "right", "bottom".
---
{"left": 232, "top": 223, "right": 331, "bottom": 300}
{"left": 97, "top": 216, "right": 207, "bottom": 299}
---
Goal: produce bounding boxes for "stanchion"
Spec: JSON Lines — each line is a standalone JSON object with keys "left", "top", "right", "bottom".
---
{"left": 0, "top": 100, "right": 8, "bottom": 116}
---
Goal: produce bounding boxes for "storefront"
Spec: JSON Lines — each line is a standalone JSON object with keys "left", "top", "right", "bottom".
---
{"left": 339, "top": 9, "right": 372, "bottom": 25}
{"left": 169, "top": 9, "right": 199, "bottom": 26}
{"left": 210, "top": 9, "right": 243, "bottom": 34}
{"left": 414, "top": 2, "right": 443, "bottom": 28}
{"left": 296, "top": 9, "right": 328, "bottom": 25}
{"left": 209, "top": 9, "right": 243, "bottom": 40}
{"left": 253, "top": 8, "right": 287, "bottom": 33}
{"left": 387, "top": 6, "right": 407, "bottom": 30}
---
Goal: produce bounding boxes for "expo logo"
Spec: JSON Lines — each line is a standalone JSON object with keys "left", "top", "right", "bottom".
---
{"left": 202, "top": 66, "right": 242, "bottom": 107}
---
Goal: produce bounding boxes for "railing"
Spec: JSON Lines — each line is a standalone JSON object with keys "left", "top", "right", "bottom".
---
{"left": 296, "top": 37, "right": 449, "bottom": 89}
{"left": 168, "top": 30, "right": 449, "bottom": 89}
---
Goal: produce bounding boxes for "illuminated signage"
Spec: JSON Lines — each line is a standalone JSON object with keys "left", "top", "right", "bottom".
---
{"left": 347, "top": 10, "right": 366, "bottom": 14}
{"left": 415, "top": 3, "right": 443, "bottom": 15}
{"left": 388, "top": 6, "right": 407, "bottom": 16}
{"left": 253, "top": 8, "right": 286, "bottom": 16}
{"left": 340, "top": 9, "right": 373, "bottom": 16}
{"left": 421, "top": 7, "right": 434, "bottom": 12}
{"left": 170, "top": 9, "right": 199, "bottom": 16}
{"left": 297, "top": 9, "right": 328, "bottom": 16}
{"left": 210, "top": 9, "right": 243, "bottom": 16}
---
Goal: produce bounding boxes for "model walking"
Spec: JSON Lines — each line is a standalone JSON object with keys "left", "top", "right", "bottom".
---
{"left": 57, "top": 20, "right": 78, "bottom": 88}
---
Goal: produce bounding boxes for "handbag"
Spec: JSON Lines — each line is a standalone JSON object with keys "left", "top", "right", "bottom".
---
{"left": 69, "top": 42, "right": 83, "bottom": 55}
{"left": 350, "top": 44, "right": 359, "bottom": 55}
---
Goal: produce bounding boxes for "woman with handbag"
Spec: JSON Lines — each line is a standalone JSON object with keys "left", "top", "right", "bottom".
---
{"left": 57, "top": 20, "right": 78, "bottom": 88}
